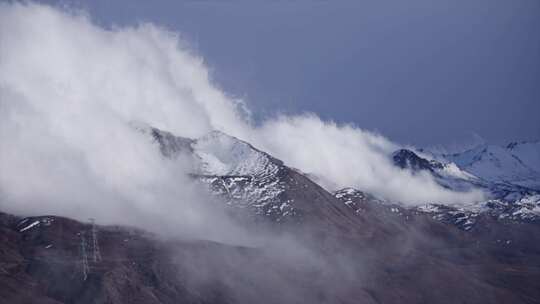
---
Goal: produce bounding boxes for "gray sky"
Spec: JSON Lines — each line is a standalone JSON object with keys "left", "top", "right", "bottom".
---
{"left": 40, "top": 0, "right": 540, "bottom": 147}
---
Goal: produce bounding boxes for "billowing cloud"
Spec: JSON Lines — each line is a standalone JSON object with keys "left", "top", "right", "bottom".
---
{"left": 0, "top": 2, "right": 484, "bottom": 237}
{"left": 250, "top": 115, "right": 485, "bottom": 204}
{"left": 0, "top": 2, "right": 252, "bottom": 243}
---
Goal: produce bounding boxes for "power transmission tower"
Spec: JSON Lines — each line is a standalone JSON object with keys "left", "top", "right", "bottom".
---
{"left": 79, "top": 231, "right": 89, "bottom": 281}
{"left": 89, "top": 218, "right": 102, "bottom": 263}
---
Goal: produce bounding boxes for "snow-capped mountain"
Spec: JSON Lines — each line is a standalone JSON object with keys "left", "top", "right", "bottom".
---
{"left": 392, "top": 149, "right": 481, "bottom": 192}
{"left": 443, "top": 141, "right": 540, "bottom": 190}
{"left": 389, "top": 142, "right": 540, "bottom": 230}
{"left": 140, "top": 127, "right": 291, "bottom": 221}
{"left": 146, "top": 127, "right": 362, "bottom": 227}
{"left": 393, "top": 141, "right": 540, "bottom": 196}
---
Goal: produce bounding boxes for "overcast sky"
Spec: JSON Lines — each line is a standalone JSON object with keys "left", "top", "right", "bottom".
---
{"left": 38, "top": 0, "right": 540, "bottom": 147}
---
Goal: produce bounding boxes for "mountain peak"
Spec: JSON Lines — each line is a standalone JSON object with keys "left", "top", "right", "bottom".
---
{"left": 391, "top": 149, "right": 443, "bottom": 172}
{"left": 194, "top": 130, "right": 281, "bottom": 176}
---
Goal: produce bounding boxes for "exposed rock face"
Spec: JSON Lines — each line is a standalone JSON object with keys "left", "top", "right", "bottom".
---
{"left": 392, "top": 149, "right": 444, "bottom": 172}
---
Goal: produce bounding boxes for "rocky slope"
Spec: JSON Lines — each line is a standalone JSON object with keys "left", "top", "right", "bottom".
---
{"left": 2, "top": 192, "right": 540, "bottom": 304}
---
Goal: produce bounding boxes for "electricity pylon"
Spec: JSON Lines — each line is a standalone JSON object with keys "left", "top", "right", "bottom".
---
{"left": 79, "top": 231, "right": 89, "bottom": 281}
{"left": 89, "top": 218, "right": 102, "bottom": 263}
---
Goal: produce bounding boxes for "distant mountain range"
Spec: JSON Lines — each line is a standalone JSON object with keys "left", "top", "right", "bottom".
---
{"left": 444, "top": 141, "right": 540, "bottom": 191}
{"left": 391, "top": 141, "right": 540, "bottom": 231}
{"left": 398, "top": 141, "right": 540, "bottom": 194}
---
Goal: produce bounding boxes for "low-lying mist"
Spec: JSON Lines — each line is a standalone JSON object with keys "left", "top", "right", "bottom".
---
{"left": 0, "top": 2, "right": 484, "bottom": 243}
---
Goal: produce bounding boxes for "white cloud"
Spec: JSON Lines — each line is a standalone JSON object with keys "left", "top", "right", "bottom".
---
{"left": 250, "top": 115, "right": 485, "bottom": 204}
{"left": 0, "top": 2, "right": 484, "bottom": 238}
{"left": 0, "top": 2, "right": 251, "bottom": 243}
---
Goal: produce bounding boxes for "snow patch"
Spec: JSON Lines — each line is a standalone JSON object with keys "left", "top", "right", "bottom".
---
{"left": 19, "top": 220, "right": 40, "bottom": 232}
{"left": 193, "top": 131, "right": 279, "bottom": 177}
